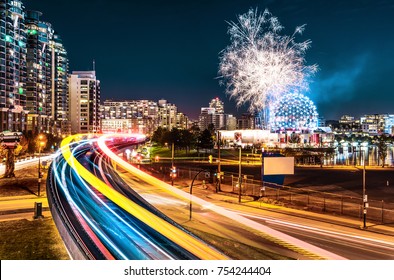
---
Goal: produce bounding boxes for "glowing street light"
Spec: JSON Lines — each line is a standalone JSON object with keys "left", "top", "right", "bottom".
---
{"left": 37, "top": 135, "right": 45, "bottom": 197}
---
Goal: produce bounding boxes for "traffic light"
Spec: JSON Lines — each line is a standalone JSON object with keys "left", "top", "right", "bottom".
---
{"left": 170, "top": 166, "right": 177, "bottom": 178}
{"left": 208, "top": 155, "right": 213, "bottom": 163}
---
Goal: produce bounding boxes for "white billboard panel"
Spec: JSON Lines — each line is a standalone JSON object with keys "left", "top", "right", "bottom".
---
{"left": 264, "top": 157, "right": 294, "bottom": 175}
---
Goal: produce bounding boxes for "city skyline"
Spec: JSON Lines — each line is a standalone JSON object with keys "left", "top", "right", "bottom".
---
{"left": 23, "top": 0, "right": 394, "bottom": 120}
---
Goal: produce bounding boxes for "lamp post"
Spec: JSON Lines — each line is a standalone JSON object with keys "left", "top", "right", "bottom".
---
{"left": 37, "top": 135, "right": 44, "bottom": 197}
{"left": 171, "top": 142, "right": 175, "bottom": 186}
{"left": 217, "top": 131, "right": 221, "bottom": 193}
{"left": 362, "top": 148, "right": 367, "bottom": 229}
{"left": 189, "top": 169, "right": 208, "bottom": 220}
{"left": 238, "top": 146, "right": 242, "bottom": 203}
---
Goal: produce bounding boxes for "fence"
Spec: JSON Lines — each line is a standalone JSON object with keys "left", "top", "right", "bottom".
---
{"left": 229, "top": 176, "right": 394, "bottom": 224}
{"left": 140, "top": 164, "right": 394, "bottom": 224}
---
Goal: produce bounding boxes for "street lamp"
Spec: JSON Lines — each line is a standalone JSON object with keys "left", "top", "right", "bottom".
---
{"left": 189, "top": 169, "right": 209, "bottom": 220}
{"left": 362, "top": 148, "right": 368, "bottom": 229}
{"left": 238, "top": 146, "right": 242, "bottom": 203}
{"left": 217, "top": 131, "right": 221, "bottom": 193}
{"left": 37, "top": 135, "right": 44, "bottom": 197}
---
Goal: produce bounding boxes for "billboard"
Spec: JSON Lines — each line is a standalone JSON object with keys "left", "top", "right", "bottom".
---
{"left": 263, "top": 157, "right": 294, "bottom": 175}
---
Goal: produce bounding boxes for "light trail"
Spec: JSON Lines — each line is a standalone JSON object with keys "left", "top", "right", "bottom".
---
{"left": 98, "top": 133, "right": 347, "bottom": 260}
{"left": 52, "top": 145, "right": 116, "bottom": 260}
{"left": 234, "top": 211, "right": 394, "bottom": 250}
{"left": 59, "top": 135, "right": 227, "bottom": 260}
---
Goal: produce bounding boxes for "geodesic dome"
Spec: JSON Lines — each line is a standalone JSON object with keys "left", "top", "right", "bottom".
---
{"left": 269, "top": 93, "right": 318, "bottom": 131}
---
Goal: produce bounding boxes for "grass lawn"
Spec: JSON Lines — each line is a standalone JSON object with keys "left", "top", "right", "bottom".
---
{"left": 0, "top": 218, "right": 69, "bottom": 260}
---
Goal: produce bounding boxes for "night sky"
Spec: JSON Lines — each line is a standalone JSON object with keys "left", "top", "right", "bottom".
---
{"left": 24, "top": 0, "right": 394, "bottom": 120}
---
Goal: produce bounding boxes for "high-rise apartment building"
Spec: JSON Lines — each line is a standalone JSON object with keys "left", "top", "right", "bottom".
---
{"left": 52, "top": 33, "right": 69, "bottom": 136}
{"left": 0, "top": 0, "right": 28, "bottom": 131}
{"left": 209, "top": 97, "right": 224, "bottom": 114}
{"left": 360, "top": 114, "right": 387, "bottom": 135}
{"left": 237, "top": 113, "right": 255, "bottom": 130}
{"left": 25, "top": 10, "right": 69, "bottom": 135}
{"left": 157, "top": 99, "right": 177, "bottom": 130}
{"left": 199, "top": 97, "right": 231, "bottom": 131}
{"left": 0, "top": 2, "right": 69, "bottom": 134}
{"left": 25, "top": 10, "right": 53, "bottom": 132}
{"left": 100, "top": 99, "right": 158, "bottom": 135}
{"left": 101, "top": 100, "right": 158, "bottom": 119}
{"left": 69, "top": 71, "right": 100, "bottom": 134}
{"left": 176, "top": 112, "right": 189, "bottom": 130}
{"left": 101, "top": 99, "right": 189, "bottom": 134}
{"left": 198, "top": 107, "right": 215, "bottom": 131}
{"left": 226, "top": 114, "right": 237, "bottom": 130}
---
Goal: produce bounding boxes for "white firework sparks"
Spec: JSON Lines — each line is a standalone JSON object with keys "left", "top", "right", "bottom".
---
{"left": 218, "top": 8, "right": 318, "bottom": 113}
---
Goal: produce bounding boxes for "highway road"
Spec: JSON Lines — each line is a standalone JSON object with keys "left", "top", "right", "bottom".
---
{"left": 48, "top": 135, "right": 227, "bottom": 260}
{"left": 228, "top": 205, "right": 394, "bottom": 260}
{"left": 97, "top": 134, "right": 345, "bottom": 260}
{"left": 119, "top": 170, "right": 394, "bottom": 260}
{"left": 48, "top": 133, "right": 394, "bottom": 260}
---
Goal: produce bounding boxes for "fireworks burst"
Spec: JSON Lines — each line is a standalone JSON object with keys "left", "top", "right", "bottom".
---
{"left": 218, "top": 8, "right": 318, "bottom": 114}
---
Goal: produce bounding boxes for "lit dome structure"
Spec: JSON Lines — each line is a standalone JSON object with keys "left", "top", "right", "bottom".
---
{"left": 269, "top": 93, "right": 318, "bottom": 131}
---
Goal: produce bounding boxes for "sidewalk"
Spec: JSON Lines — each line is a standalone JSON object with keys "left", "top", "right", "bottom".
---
{"left": 0, "top": 194, "right": 49, "bottom": 220}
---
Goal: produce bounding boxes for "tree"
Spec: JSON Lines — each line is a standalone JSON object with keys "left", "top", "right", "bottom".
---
{"left": 152, "top": 127, "right": 168, "bottom": 145}
{"left": 377, "top": 135, "right": 388, "bottom": 167}
{"left": 207, "top": 123, "right": 215, "bottom": 135}
{"left": 198, "top": 129, "right": 214, "bottom": 152}
{"left": 168, "top": 128, "right": 181, "bottom": 148}
{"left": 15, "top": 136, "right": 28, "bottom": 156}
{"left": 179, "top": 129, "right": 195, "bottom": 154}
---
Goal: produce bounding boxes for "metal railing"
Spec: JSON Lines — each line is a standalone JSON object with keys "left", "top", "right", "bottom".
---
{"left": 141, "top": 164, "right": 394, "bottom": 224}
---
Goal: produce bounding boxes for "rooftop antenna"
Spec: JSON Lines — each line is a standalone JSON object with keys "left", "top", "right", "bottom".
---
{"left": 93, "top": 59, "right": 96, "bottom": 71}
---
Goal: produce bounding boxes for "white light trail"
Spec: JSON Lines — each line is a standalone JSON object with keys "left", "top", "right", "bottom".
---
{"left": 98, "top": 133, "right": 346, "bottom": 260}
{"left": 234, "top": 211, "right": 394, "bottom": 249}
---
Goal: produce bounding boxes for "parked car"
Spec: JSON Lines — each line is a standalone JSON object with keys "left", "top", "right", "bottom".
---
{"left": 0, "top": 131, "right": 23, "bottom": 142}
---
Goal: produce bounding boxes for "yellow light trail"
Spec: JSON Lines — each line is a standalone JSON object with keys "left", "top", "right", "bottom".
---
{"left": 60, "top": 134, "right": 228, "bottom": 260}
{"left": 98, "top": 133, "right": 347, "bottom": 260}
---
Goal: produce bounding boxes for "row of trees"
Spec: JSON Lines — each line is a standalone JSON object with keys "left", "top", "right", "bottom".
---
{"left": 151, "top": 127, "right": 215, "bottom": 153}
